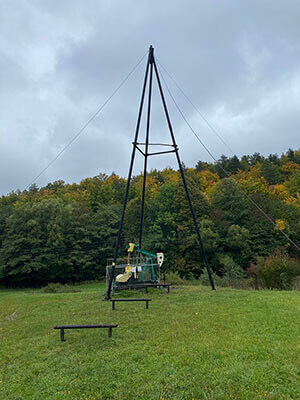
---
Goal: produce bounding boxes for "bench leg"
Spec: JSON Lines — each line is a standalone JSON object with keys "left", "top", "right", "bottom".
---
{"left": 112, "top": 301, "right": 115, "bottom": 310}
{"left": 168, "top": 285, "right": 170, "bottom": 293}
{"left": 145, "top": 286, "right": 148, "bottom": 293}
{"left": 108, "top": 327, "right": 112, "bottom": 338}
{"left": 60, "top": 329, "right": 65, "bottom": 342}
{"left": 146, "top": 300, "right": 149, "bottom": 309}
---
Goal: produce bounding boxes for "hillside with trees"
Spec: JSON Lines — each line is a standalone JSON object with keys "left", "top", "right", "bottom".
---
{"left": 0, "top": 149, "right": 299, "bottom": 287}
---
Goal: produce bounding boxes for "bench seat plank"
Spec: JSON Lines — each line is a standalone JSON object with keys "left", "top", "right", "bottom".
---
{"left": 53, "top": 324, "right": 118, "bottom": 341}
{"left": 110, "top": 298, "right": 151, "bottom": 302}
{"left": 54, "top": 324, "right": 117, "bottom": 329}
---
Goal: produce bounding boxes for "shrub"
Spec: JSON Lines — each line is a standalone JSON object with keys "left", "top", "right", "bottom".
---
{"left": 218, "top": 255, "right": 245, "bottom": 280}
{"left": 40, "top": 283, "right": 81, "bottom": 293}
{"left": 198, "top": 256, "right": 248, "bottom": 289}
{"left": 247, "top": 252, "right": 300, "bottom": 290}
{"left": 199, "top": 269, "right": 251, "bottom": 290}
{"left": 199, "top": 271, "right": 229, "bottom": 287}
{"left": 164, "top": 271, "right": 187, "bottom": 285}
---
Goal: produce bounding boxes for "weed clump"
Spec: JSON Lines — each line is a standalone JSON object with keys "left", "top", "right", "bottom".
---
{"left": 164, "top": 271, "right": 188, "bottom": 285}
{"left": 199, "top": 271, "right": 251, "bottom": 289}
{"left": 40, "top": 283, "right": 81, "bottom": 293}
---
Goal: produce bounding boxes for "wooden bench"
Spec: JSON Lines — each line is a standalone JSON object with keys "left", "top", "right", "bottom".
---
{"left": 53, "top": 324, "right": 118, "bottom": 342}
{"left": 110, "top": 298, "right": 151, "bottom": 310}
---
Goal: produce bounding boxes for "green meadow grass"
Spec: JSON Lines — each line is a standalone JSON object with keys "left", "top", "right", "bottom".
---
{"left": 0, "top": 283, "right": 299, "bottom": 400}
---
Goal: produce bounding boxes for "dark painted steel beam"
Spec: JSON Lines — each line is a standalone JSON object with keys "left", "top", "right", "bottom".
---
{"left": 152, "top": 58, "right": 216, "bottom": 291}
{"left": 105, "top": 47, "right": 151, "bottom": 300}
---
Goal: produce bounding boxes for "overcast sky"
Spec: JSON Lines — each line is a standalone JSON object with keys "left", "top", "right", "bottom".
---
{"left": 0, "top": 0, "right": 300, "bottom": 195}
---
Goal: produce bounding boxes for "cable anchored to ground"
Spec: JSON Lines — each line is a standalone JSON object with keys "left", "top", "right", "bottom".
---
{"left": 24, "top": 51, "right": 148, "bottom": 190}
{"left": 157, "top": 63, "right": 300, "bottom": 252}
{"left": 156, "top": 59, "right": 237, "bottom": 157}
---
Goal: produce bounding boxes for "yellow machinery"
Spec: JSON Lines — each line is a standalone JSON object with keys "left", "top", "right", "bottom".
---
{"left": 106, "top": 243, "right": 164, "bottom": 292}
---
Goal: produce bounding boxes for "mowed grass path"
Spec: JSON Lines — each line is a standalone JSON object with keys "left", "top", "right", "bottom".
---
{"left": 0, "top": 283, "right": 299, "bottom": 400}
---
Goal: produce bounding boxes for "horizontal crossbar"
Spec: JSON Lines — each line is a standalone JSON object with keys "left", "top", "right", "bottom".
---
{"left": 134, "top": 142, "right": 174, "bottom": 147}
{"left": 148, "top": 150, "right": 176, "bottom": 156}
{"left": 133, "top": 143, "right": 177, "bottom": 158}
{"left": 135, "top": 145, "right": 145, "bottom": 156}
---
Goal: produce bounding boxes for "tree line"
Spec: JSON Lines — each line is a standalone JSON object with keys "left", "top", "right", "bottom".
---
{"left": 0, "top": 148, "right": 299, "bottom": 287}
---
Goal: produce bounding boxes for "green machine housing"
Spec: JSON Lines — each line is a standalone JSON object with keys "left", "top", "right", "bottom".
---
{"left": 106, "top": 243, "right": 164, "bottom": 292}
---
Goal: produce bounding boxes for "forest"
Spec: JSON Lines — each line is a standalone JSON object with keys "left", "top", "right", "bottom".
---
{"left": 0, "top": 148, "right": 299, "bottom": 288}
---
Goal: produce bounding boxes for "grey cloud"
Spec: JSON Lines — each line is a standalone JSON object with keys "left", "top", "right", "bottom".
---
{"left": 0, "top": 0, "right": 300, "bottom": 195}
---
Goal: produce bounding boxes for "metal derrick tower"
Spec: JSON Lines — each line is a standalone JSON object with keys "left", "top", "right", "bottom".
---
{"left": 106, "top": 46, "right": 215, "bottom": 299}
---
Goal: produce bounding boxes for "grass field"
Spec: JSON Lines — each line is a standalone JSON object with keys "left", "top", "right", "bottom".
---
{"left": 0, "top": 283, "right": 299, "bottom": 400}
